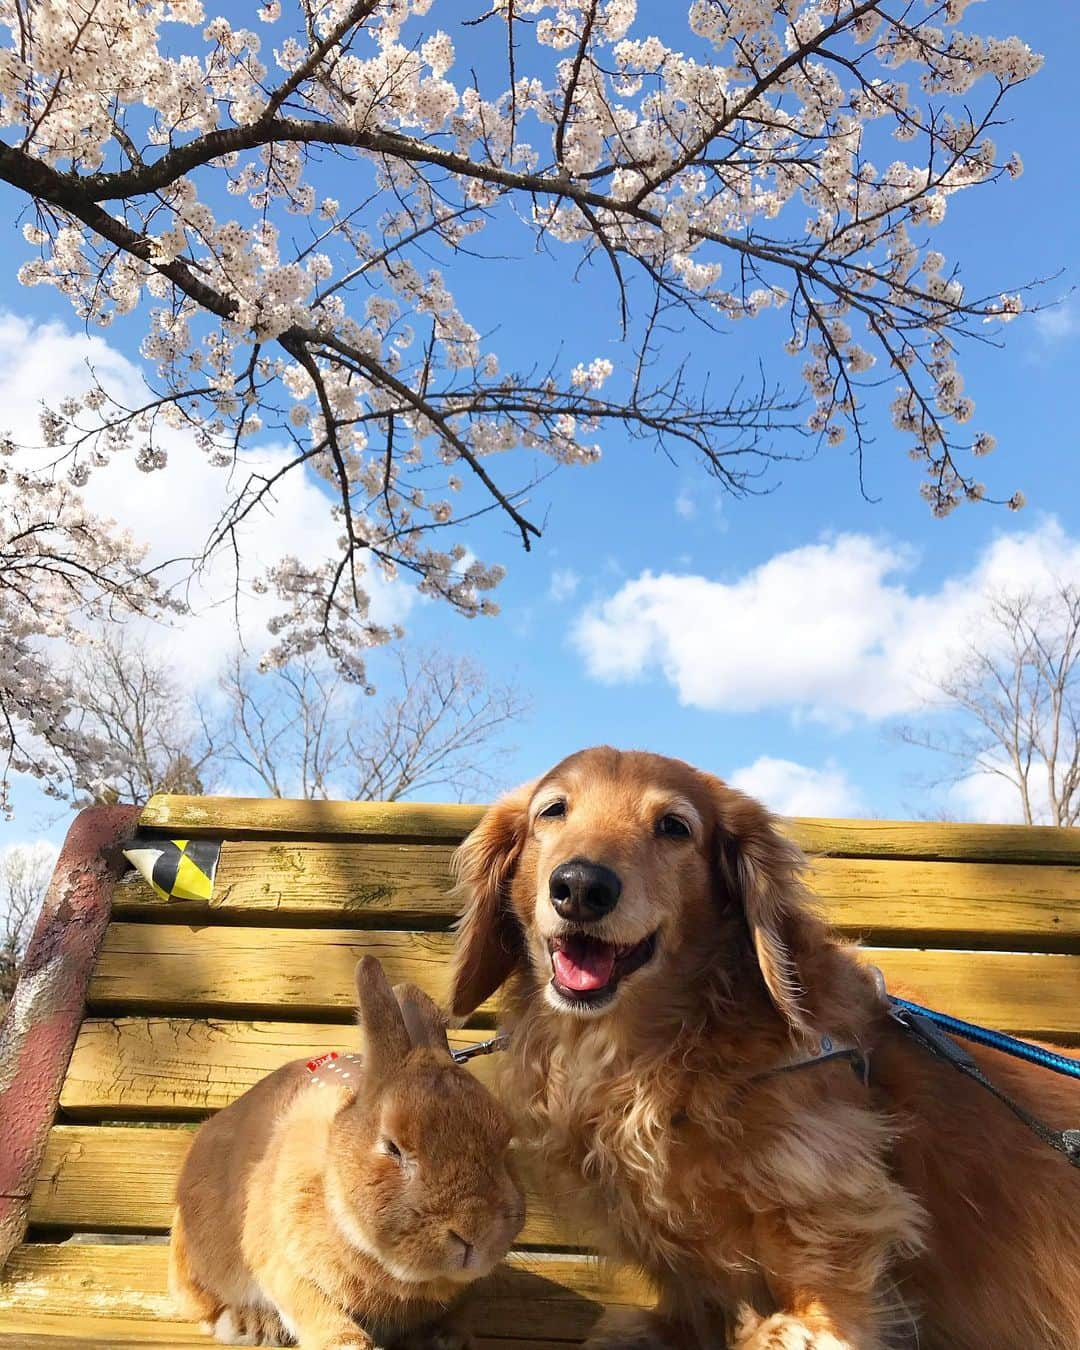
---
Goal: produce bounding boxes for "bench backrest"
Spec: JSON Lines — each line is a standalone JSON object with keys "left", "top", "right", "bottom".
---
{"left": 1, "top": 796, "right": 1078, "bottom": 1340}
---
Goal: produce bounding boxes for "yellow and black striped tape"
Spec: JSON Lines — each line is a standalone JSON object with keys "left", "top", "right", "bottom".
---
{"left": 123, "top": 837, "right": 221, "bottom": 902}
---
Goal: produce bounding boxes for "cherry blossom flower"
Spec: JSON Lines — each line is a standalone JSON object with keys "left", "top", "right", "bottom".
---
{"left": 0, "top": 0, "right": 1044, "bottom": 799}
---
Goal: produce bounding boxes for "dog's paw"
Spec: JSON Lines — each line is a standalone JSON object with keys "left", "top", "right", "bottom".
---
{"left": 392, "top": 1321, "right": 475, "bottom": 1350}
{"left": 582, "top": 1307, "right": 681, "bottom": 1350}
{"left": 731, "top": 1312, "right": 851, "bottom": 1350}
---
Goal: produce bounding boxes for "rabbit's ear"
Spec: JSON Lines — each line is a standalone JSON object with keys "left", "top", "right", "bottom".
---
{"left": 393, "top": 982, "right": 451, "bottom": 1058}
{"left": 354, "top": 956, "right": 412, "bottom": 1084}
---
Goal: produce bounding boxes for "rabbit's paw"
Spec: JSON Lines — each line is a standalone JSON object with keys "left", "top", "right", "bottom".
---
{"left": 732, "top": 1312, "right": 852, "bottom": 1350}
{"left": 213, "top": 1304, "right": 296, "bottom": 1346}
{"left": 212, "top": 1307, "right": 259, "bottom": 1346}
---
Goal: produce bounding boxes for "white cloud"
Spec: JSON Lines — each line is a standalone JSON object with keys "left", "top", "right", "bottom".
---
{"left": 572, "top": 521, "right": 1080, "bottom": 723}
{"left": 729, "top": 756, "right": 865, "bottom": 818}
{"left": 674, "top": 488, "right": 696, "bottom": 519}
{"left": 944, "top": 753, "right": 1058, "bottom": 825}
{"left": 946, "top": 771, "right": 1025, "bottom": 825}
{"left": 0, "top": 313, "right": 412, "bottom": 688}
{"left": 1033, "top": 299, "right": 1080, "bottom": 343}
{"left": 549, "top": 568, "right": 580, "bottom": 602}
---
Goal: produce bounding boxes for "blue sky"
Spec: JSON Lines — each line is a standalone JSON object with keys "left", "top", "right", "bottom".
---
{"left": 1, "top": 0, "right": 1078, "bottom": 855}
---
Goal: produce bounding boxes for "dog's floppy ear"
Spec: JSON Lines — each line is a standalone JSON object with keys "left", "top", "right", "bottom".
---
{"left": 449, "top": 783, "right": 533, "bottom": 1018}
{"left": 704, "top": 774, "right": 819, "bottom": 1038}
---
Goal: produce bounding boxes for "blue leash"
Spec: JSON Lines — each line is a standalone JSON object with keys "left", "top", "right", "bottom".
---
{"left": 453, "top": 1003, "right": 1080, "bottom": 1166}
{"left": 888, "top": 995, "right": 1080, "bottom": 1080}
{"left": 886, "top": 995, "right": 1080, "bottom": 1168}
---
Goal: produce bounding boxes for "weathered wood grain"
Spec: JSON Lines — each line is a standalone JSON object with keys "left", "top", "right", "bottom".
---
{"left": 30, "top": 1125, "right": 575, "bottom": 1249}
{"left": 114, "top": 844, "right": 1080, "bottom": 951}
{"left": 0, "top": 1314, "right": 583, "bottom": 1350}
{"left": 139, "top": 796, "right": 483, "bottom": 843}
{"left": 0, "top": 1244, "right": 649, "bottom": 1340}
{"left": 868, "top": 948, "right": 1079, "bottom": 1040}
{"left": 806, "top": 856, "right": 1080, "bottom": 949}
{"left": 114, "top": 839, "right": 460, "bottom": 926}
{"left": 88, "top": 924, "right": 478, "bottom": 1019}
{"left": 61, "top": 1021, "right": 498, "bottom": 1118}
{"left": 139, "top": 795, "right": 1080, "bottom": 863}
{"left": 87, "top": 924, "right": 1080, "bottom": 1031}
{"left": 790, "top": 817, "right": 1080, "bottom": 865}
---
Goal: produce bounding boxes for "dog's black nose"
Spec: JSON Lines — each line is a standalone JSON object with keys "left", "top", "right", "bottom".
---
{"left": 549, "top": 860, "right": 622, "bottom": 922}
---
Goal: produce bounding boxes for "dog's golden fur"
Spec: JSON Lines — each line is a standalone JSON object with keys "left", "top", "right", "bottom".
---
{"left": 449, "top": 747, "right": 1080, "bottom": 1350}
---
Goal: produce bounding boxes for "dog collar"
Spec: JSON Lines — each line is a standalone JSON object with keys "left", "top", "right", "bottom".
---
{"left": 751, "top": 1033, "right": 870, "bottom": 1086}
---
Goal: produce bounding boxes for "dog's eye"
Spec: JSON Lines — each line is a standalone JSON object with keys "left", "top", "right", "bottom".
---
{"left": 538, "top": 800, "right": 566, "bottom": 820}
{"left": 657, "top": 814, "right": 691, "bottom": 839}
{"left": 383, "top": 1138, "right": 403, "bottom": 1160}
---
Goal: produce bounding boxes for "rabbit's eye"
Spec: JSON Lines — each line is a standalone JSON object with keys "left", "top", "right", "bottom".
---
{"left": 383, "top": 1138, "right": 403, "bottom": 1161}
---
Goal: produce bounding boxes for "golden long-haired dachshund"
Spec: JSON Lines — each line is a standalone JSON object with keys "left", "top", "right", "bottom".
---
{"left": 449, "top": 747, "right": 1080, "bottom": 1350}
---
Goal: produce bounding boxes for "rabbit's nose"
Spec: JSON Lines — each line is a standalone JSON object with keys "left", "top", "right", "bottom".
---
{"left": 448, "top": 1230, "right": 473, "bottom": 1268}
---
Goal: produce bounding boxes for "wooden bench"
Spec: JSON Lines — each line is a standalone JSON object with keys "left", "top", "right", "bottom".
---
{"left": 1, "top": 795, "right": 1078, "bottom": 1347}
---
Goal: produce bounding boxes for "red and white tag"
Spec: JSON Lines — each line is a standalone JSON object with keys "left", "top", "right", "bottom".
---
{"left": 306, "top": 1051, "right": 339, "bottom": 1072}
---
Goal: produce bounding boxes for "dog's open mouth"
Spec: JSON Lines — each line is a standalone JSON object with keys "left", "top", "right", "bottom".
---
{"left": 548, "top": 932, "right": 657, "bottom": 1005}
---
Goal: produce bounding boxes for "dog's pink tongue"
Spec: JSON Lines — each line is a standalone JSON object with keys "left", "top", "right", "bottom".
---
{"left": 552, "top": 936, "right": 616, "bottom": 992}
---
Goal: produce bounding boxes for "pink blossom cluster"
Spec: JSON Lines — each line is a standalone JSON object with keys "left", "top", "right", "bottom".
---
{"left": 0, "top": 458, "right": 180, "bottom": 814}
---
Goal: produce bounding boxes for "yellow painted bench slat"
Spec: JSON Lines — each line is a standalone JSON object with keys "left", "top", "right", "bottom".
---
{"left": 63, "top": 947, "right": 1080, "bottom": 1121}
{"left": 61, "top": 1022, "right": 498, "bottom": 1118}
{"left": 139, "top": 796, "right": 1080, "bottom": 863}
{"left": 114, "top": 840, "right": 460, "bottom": 926}
{"left": 86, "top": 924, "right": 1080, "bottom": 1036}
{"left": 89, "top": 925, "right": 472, "bottom": 1020}
{"left": 0, "top": 1245, "right": 648, "bottom": 1340}
{"left": 29, "top": 1126, "right": 572, "bottom": 1249}
{"left": 0, "top": 1315, "right": 581, "bottom": 1350}
{"left": 113, "top": 843, "right": 1080, "bottom": 951}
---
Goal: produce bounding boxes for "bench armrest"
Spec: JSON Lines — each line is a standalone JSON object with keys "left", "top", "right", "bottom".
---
{"left": 0, "top": 805, "right": 139, "bottom": 1266}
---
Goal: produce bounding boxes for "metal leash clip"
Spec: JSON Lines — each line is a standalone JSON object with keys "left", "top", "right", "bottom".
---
{"left": 451, "top": 1032, "right": 510, "bottom": 1065}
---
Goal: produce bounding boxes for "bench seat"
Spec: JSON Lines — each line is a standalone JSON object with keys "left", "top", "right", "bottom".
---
{"left": 1, "top": 795, "right": 1078, "bottom": 1346}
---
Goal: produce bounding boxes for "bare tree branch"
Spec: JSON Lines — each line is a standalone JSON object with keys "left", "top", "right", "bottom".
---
{"left": 66, "top": 632, "right": 216, "bottom": 804}
{"left": 208, "top": 648, "right": 525, "bottom": 802}
{"left": 0, "top": 843, "right": 54, "bottom": 1017}
{"left": 899, "top": 585, "right": 1080, "bottom": 826}
{"left": 0, "top": 0, "right": 1045, "bottom": 805}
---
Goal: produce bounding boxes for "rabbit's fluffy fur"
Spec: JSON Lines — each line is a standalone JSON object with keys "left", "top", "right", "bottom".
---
{"left": 170, "top": 957, "right": 524, "bottom": 1350}
{"left": 449, "top": 747, "right": 1080, "bottom": 1350}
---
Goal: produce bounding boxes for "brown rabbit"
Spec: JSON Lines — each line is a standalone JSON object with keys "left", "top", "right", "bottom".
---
{"left": 169, "top": 955, "right": 525, "bottom": 1349}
